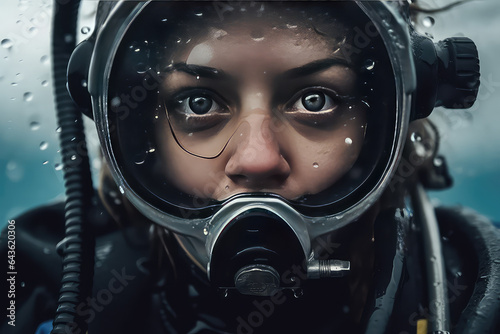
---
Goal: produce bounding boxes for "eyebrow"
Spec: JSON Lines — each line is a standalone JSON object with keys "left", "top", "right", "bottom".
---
{"left": 165, "top": 62, "right": 231, "bottom": 81}
{"left": 279, "top": 58, "right": 352, "bottom": 80}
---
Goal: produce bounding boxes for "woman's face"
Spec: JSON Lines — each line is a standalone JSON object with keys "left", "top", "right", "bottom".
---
{"left": 156, "top": 12, "right": 368, "bottom": 201}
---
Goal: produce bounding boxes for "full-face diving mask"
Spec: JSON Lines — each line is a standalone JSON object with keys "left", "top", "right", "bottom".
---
{"left": 67, "top": 1, "right": 479, "bottom": 296}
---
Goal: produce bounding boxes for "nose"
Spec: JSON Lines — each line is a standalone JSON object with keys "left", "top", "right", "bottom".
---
{"left": 225, "top": 114, "right": 290, "bottom": 188}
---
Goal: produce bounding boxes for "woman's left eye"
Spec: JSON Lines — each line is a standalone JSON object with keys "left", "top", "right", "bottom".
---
{"left": 290, "top": 90, "right": 339, "bottom": 113}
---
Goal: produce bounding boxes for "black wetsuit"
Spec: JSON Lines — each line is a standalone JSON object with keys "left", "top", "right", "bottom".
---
{"left": 1, "top": 200, "right": 499, "bottom": 334}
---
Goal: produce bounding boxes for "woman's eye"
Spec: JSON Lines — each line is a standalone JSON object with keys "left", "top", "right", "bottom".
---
{"left": 174, "top": 94, "right": 223, "bottom": 115}
{"left": 188, "top": 96, "right": 214, "bottom": 115}
{"left": 291, "top": 90, "right": 338, "bottom": 113}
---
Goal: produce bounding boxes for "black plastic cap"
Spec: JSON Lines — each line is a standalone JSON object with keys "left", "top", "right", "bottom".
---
{"left": 67, "top": 40, "right": 94, "bottom": 119}
{"left": 436, "top": 37, "right": 480, "bottom": 109}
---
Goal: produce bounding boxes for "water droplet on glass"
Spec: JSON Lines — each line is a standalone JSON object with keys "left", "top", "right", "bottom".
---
{"left": 119, "top": 186, "right": 125, "bottom": 194}
{"left": 29, "top": 26, "right": 38, "bottom": 35}
{"left": 411, "top": 132, "right": 422, "bottom": 142}
{"left": 293, "top": 288, "right": 303, "bottom": 298}
{"left": 42, "top": 160, "right": 49, "bottom": 165}
{"left": 70, "top": 155, "right": 77, "bottom": 161}
{"left": 194, "top": 12, "right": 203, "bottom": 17}
{"left": 203, "top": 227, "right": 209, "bottom": 236}
{"left": 11, "top": 82, "right": 18, "bottom": 87}
{"left": 345, "top": 137, "right": 353, "bottom": 145}
{"left": 55, "top": 163, "right": 63, "bottom": 171}
{"left": 225, "top": 185, "right": 230, "bottom": 190}
{"left": 135, "top": 63, "right": 149, "bottom": 74}
{"left": 223, "top": 289, "right": 229, "bottom": 297}
{"left": 20, "top": 282, "right": 25, "bottom": 288}
{"left": 39, "top": 141, "right": 49, "bottom": 150}
{"left": 161, "top": 18, "right": 168, "bottom": 22}
{"left": 111, "top": 96, "right": 121, "bottom": 107}
{"left": 81, "top": 26, "right": 91, "bottom": 34}
{"left": 312, "top": 162, "right": 319, "bottom": 168}
{"left": 1, "top": 39, "right": 13, "bottom": 49}
{"left": 433, "top": 157, "right": 443, "bottom": 167}
{"left": 81, "top": 79, "right": 88, "bottom": 88}
{"left": 41, "top": 80, "right": 48, "bottom": 87}
{"left": 30, "top": 121, "right": 40, "bottom": 131}
{"left": 40, "top": 55, "right": 49, "bottom": 64}
{"left": 56, "top": 126, "right": 62, "bottom": 133}
{"left": 363, "top": 59, "right": 375, "bottom": 71}
{"left": 64, "top": 34, "right": 73, "bottom": 43}
{"left": 422, "top": 16, "right": 435, "bottom": 28}
{"left": 134, "top": 152, "right": 146, "bottom": 165}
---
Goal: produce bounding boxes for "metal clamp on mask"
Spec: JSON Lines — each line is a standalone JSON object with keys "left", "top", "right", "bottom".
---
{"left": 206, "top": 197, "right": 350, "bottom": 296}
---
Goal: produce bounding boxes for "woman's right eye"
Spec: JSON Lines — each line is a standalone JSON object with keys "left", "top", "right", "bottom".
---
{"left": 172, "top": 93, "right": 226, "bottom": 116}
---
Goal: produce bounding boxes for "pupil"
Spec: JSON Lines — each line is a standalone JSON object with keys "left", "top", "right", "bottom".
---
{"left": 189, "top": 96, "right": 212, "bottom": 114}
{"left": 302, "top": 92, "right": 325, "bottom": 112}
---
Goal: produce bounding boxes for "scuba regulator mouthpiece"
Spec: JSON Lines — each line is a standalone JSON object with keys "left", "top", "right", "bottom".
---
{"left": 206, "top": 198, "right": 350, "bottom": 296}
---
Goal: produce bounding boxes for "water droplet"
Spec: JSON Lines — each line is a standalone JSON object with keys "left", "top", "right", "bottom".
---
{"left": 223, "top": 289, "right": 229, "bottom": 297}
{"left": 39, "top": 141, "right": 49, "bottom": 150}
{"left": 40, "top": 55, "right": 49, "bottom": 64}
{"left": 422, "top": 16, "right": 435, "bottom": 28}
{"left": 64, "top": 34, "right": 73, "bottom": 43}
{"left": 29, "top": 26, "right": 38, "bottom": 35}
{"left": 433, "top": 157, "right": 443, "bottom": 167}
{"left": 81, "top": 79, "right": 88, "bottom": 88}
{"left": 411, "top": 132, "right": 422, "bottom": 142}
{"left": 55, "top": 163, "right": 63, "bottom": 171}
{"left": 55, "top": 126, "right": 62, "bottom": 133}
{"left": 43, "top": 247, "right": 51, "bottom": 254}
{"left": 30, "top": 121, "right": 40, "bottom": 131}
{"left": 203, "top": 227, "right": 209, "bottom": 235}
{"left": 20, "top": 282, "right": 25, "bottom": 288}
{"left": 70, "top": 155, "right": 77, "bottom": 161}
{"left": 11, "top": 82, "right": 18, "bottom": 87}
{"left": 42, "top": 160, "right": 49, "bottom": 165}
{"left": 161, "top": 18, "right": 168, "bottom": 22}
{"left": 345, "top": 137, "right": 353, "bottom": 145}
{"left": 1, "top": 39, "right": 13, "bottom": 49}
{"left": 81, "top": 26, "right": 91, "bottom": 34}
{"left": 135, "top": 63, "right": 149, "bottom": 74}
{"left": 225, "top": 185, "right": 230, "bottom": 190}
{"left": 41, "top": 80, "right": 48, "bottom": 87}
{"left": 111, "top": 96, "right": 121, "bottom": 107}
{"left": 134, "top": 152, "right": 146, "bottom": 165}
{"left": 194, "top": 12, "right": 203, "bottom": 17}
{"left": 293, "top": 288, "right": 303, "bottom": 298}
{"left": 363, "top": 59, "right": 375, "bottom": 71}
{"left": 312, "top": 162, "right": 319, "bottom": 168}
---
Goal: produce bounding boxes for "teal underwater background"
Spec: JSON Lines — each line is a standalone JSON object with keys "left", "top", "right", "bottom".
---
{"left": 1, "top": 0, "right": 499, "bottom": 227}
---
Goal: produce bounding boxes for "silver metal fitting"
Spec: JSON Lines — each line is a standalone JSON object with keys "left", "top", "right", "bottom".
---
{"left": 307, "top": 259, "right": 351, "bottom": 279}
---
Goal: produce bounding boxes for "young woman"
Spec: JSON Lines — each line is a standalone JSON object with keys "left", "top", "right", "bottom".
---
{"left": 2, "top": 1, "right": 498, "bottom": 333}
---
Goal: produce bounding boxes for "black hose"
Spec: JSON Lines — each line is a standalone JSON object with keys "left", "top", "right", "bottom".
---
{"left": 50, "top": 1, "right": 95, "bottom": 333}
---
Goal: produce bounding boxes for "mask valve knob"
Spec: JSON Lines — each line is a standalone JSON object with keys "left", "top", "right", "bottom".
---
{"left": 234, "top": 264, "right": 280, "bottom": 296}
